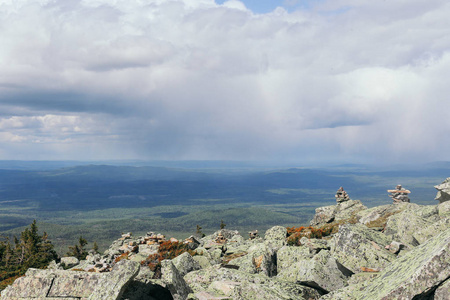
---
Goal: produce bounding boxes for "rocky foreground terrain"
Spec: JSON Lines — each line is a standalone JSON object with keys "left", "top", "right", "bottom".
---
{"left": 2, "top": 180, "right": 450, "bottom": 300}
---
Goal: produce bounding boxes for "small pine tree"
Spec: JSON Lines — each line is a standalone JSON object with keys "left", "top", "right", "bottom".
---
{"left": 92, "top": 242, "right": 99, "bottom": 253}
{"left": 67, "top": 236, "right": 88, "bottom": 260}
{"left": 220, "top": 220, "right": 226, "bottom": 229}
{"left": 195, "top": 225, "right": 205, "bottom": 238}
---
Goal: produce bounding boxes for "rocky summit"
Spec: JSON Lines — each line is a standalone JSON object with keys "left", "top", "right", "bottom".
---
{"left": 2, "top": 181, "right": 450, "bottom": 300}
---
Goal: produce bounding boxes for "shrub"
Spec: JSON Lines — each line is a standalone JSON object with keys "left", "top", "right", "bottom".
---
{"left": 142, "top": 241, "right": 196, "bottom": 279}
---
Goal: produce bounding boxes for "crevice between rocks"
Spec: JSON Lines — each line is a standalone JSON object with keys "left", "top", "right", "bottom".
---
{"left": 297, "top": 280, "right": 329, "bottom": 295}
{"left": 411, "top": 275, "right": 450, "bottom": 300}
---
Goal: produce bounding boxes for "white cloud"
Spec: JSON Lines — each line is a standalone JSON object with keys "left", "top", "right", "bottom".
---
{"left": 0, "top": 0, "right": 449, "bottom": 163}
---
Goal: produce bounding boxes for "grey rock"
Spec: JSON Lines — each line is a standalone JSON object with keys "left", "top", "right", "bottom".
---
{"left": 435, "top": 177, "right": 450, "bottom": 203}
{"left": 439, "top": 200, "right": 450, "bottom": 217}
{"left": 310, "top": 200, "right": 367, "bottom": 227}
{"left": 384, "top": 207, "right": 433, "bottom": 246}
{"left": 0, "top": 260, "right": 140, "bottom": 300}
{"left": 351, "top": 227, "right": 450, "bottom": 299}
{"left": 356, "top": 204, "right": 406, "bottom": 225}
{"left": 227, "top": 243, "right": 276, "bottom": 277}
{"left": 334, "top": 200, "right": 367, "bottom": 222}
{"left": 299, "top": 237, "right": 330, "bottom": 255}
{"left": 161, "top": 259, "right": 192, "bottom": 300}
{"left": 264, "top": 226, "right": 287, "bottom": 249}
{"left": 172, "top": 252, "right": 201, "bottom": 277}
{"left": 434, "top": 279, "right": 450, "bottom": 300}
{"left": 193, "top": 256, "right": 212, "bottom": 269}
{"left": 277, "top": 250, "right": 352, "bottom": 293}
{"left": 330, "top": 223, "right": 396, "bottom": 273}
{"left": 310, "top": 205, "right": 336, "bottom": 226}
{"left": 184, "top": 265, "right": 321, "bottom": 300}
{"left": 277, "top": 245, "right": 312, "bottom": 273}
{"left": 413, "top": 217, "right": 450, "bottom": 245}
{"left": 60, "top": 256, "right": 79, "bottom": 268}
{"left": 385, "top": 241, "right": 406, "bottom": 254}
{"left": 47, "top": 260, "right": 63, "bottom": 270}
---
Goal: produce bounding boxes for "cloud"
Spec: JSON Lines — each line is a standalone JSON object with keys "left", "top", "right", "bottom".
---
{"left": 0, "top": 0, "right": 449, "bottom": 163}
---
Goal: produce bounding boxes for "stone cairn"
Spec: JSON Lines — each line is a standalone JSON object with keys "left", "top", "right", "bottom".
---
{"left": 335, "top": 186, "right": 350, "bottom": 203}
{"left": 387, "top": 184, "right": 411, "bottom": 204}
{"left": 215, "top": 232, "right": 227, "bottom": 244}
{"left": 248, "top": 230, "right": 259, "bottom": 240}
{"left": 434, "top": 177, "right": 450, "bottom": 203}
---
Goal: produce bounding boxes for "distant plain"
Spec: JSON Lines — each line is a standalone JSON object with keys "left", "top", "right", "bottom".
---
{"left": 0, "top": 160, "right": 447, "bottom": 254}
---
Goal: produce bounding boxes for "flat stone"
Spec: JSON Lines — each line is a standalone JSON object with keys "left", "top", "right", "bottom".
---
{"left": 351, "top": 228, "right": 450, "bottom": 299}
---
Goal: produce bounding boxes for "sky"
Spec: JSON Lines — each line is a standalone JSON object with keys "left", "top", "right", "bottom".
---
{"left": 0, "top": 0, "right": 450, "bottom": 165}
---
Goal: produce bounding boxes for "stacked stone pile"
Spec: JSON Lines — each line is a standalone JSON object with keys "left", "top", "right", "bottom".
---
{"left": 2, "top": 179, "right": 450, "bottom": 300}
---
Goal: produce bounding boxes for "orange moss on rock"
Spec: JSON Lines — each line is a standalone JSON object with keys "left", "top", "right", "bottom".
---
{"left": 286, "top": 225, "right": 333, "bottom": 246}
{"left": 142, "top": 241, "right": 195, "bottom": 278}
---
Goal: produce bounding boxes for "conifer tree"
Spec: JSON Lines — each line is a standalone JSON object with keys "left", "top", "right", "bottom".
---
{"left": 67, "top": 236, "right": 88, "bottom": 260}
{"left": 0, "top": 220, "right": 58, "bottom": 291}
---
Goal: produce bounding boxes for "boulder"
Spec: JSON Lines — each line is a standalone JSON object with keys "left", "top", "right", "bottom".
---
{"left": 277, "top": 250, "right": 352, "bottom": 293}
{"left": 161, "top": 259, "right": 192, "bottom": 300}
{"left": 299, "top": 237, "right": 329, "bottom": 255}
{"left": 184, "top": 265, "right": 321, "bottom": 300}
{"left": 435, "top": 177, "right": 450, "bottom": 203}
{"left": 310, "top": 205, "right": 336, "bottom": 226}
{"left": 0, "top": 260, "right": 140, "bottom": 300}
{"left": 384, "top": 208, "right": 433, "bottom": 246}
{"left": 264, "top": 226, "right": 287, "bottom": 249}
{"left": 438, "top": 200, "right": 450, "bottom": 217}
{"left": 356, "top": 204, "right": 406, "bottom": 226}
{"left": 330, "top": 223, "right": 396, "bottom": 273}
{"left": 334, "top": 200, "right": 367, "bottom": 222}
{"left": 310, "top": 200, "right": 367, "bottom": 227}
{"left": 227, "top": 243, "right": 276, "bottom": 277}
{"left": 413, "top": 217, "right": 450, "bottom": 245}
{"left": 193, "top": 256, "right": 212, "bottom": 269}
{"left": 172, "top": 252, "right": 201, "bottom": 277}
{"left": 276, "top": 245, "right": 312, "bottom": 273}
{"left": 434, "top": 279, "right": 450, "bottom": 300}
{"left": 351, "top": 227, "right": 450, "bottom": 299}
{"left": 60, "top": 256, "right": 80, "bottom": 268}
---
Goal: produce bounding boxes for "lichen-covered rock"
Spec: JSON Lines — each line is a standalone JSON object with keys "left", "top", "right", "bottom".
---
{"left": 435, "top": 177, "right": 450, "bottom": 203}
{"left": 334, "top": 200, "right": 367, "bottom": 222}
{"left": 209, "top": 280, "right": 241, "bottom": 296}
{"left": 299, "top": 237, "right": 330, "bottom": 255}
{"left": 184, "top": 265, "right": 321, "bottom": 300}
{"left": 384, "top": 208, "right": 433, "bottom": 246}
{"left": 172, "top": 252, "right": 201, "bottom": 277}
{"left": 330, "top": 223, "right": 396, "bottom": 273}
{"left": 193, "top": 255, "right": 212, "bottom": 269}
{"left": 276, "top": 245, "right": 312, "bottom": 273}
{"left": 277, "top": 250, "right": 352, "bottom": 293}
{"left": 310, "top": 205, "right": 336, "bottom": 226}
{"left": 161, "top": 259, "right": 192, "bottom": 300}
{"left": 439, "top": 200, "right": 450, "bottom": 217}
{"left": 227, "top": 243, "right": 276, "bottom": 277}
{"left": 310, "top": 200, "right": 367, "bottom": 227}
{"left": 0, "top": 260, "right": 140, "bottom": 300}
{"left": 356, "top": 204, "right": 406, "bottom": 225}
{"left": 413, "top": 217, "right": 450, "bottom": 245}
{"left": 411, "top": 204, "right": 440, "bottom": 221}
{"left": 60, "top": 256, "right": 80, "bottom": 268}
{"left": 434, "top": 279, "right": 450, "bottom": 300}
{"left": 351, "top": 227, "right": 450, "bottom": 300}
{"left": 264, "top": 226, "right": 287, "bottom": 249}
